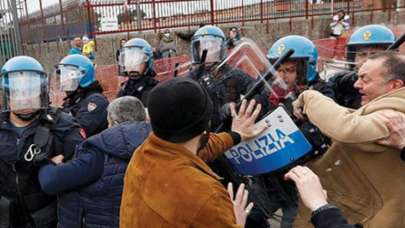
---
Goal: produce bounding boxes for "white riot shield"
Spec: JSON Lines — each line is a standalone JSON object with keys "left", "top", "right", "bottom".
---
{"left": 224, "top": 107, "right": 312, "bottom": 176}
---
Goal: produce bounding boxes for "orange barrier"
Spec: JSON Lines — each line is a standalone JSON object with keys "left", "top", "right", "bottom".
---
{"left": 154, "top": 55, "right": 191, "bottom": 81}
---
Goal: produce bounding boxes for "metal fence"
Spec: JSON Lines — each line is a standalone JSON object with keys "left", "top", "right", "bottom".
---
{"left": 19, "top": 0, "right": 89, "bottom": 44}
{"left": 0, "top": 0, "right": 23, "bottom": 66}
{"left": 87, "top": 0, "right": 360, "bottom": 35}
{"left": 10, "top": 0, "right": 405, "bottom": 53}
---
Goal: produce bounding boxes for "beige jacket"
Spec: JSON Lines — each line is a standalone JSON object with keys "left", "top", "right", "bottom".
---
{"left": 292, "top": 88, "right": 405, "bottom": 228}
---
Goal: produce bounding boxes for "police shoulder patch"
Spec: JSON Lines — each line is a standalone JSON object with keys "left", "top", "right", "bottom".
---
{"left": 87, "top": 102, "right": 98, "bottom": 112}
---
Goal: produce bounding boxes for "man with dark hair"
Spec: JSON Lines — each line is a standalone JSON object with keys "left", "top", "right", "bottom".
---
{"left": 292, "top": 52, "right": 405, "bottom": 227}
{"left": 226, "top": 26, "right": 241, "bottom": 49}
{"left": 327, "top": 24, "right": 396, "bottom": 109}
{"left": 69, "top": 37, "right": 82, "bottom": 55}
{"left": 120, "top": 77, "right": 268, "bottom": 227}
{"left": 367, "top": 51, "right": 405, "bottom": 81}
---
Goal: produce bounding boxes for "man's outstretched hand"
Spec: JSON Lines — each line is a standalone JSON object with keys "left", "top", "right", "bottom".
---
{"left": 230, "top": 99, "right": 269, "bottom": 141}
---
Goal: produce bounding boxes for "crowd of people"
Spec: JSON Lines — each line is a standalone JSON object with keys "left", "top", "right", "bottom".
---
{"left": 0, "top": 22, "right": 404, "bottom": 228}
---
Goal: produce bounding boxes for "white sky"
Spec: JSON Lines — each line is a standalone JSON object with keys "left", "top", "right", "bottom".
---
{"left": 26, "top": 0, "right": 61, "bottom": 13}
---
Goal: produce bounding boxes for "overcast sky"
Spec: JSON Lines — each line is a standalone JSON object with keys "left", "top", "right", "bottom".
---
{"left": 26, "top": 0, "right": 60, "bottom": 13}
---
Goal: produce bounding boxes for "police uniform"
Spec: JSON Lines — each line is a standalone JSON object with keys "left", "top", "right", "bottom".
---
{"left": 189, "top": 65, "right": 267, "bottom": 130}
{"left": 244, "top": 35, "right": 335, "bottom": 228}
{"left": 116, "top": 38, "right": 158, "bottom": 107}
{"left": 0, "top": 55, "right": 85, "bottom": 228}
{"left": 57, "top": 54, "right": 109, "bottom": 137}
{"left": 117, "top": 73, "right": 159, "bottom": 107}
{"left": 61, "top": 82, "right": 109, "bottom": 137}
{"left": 327, "top": 71, "right": 361, "bottom": 109}
{"left": 189, "top": 25, "right": 269, "bottom": 131}
{"left": 0, "top": 110, "right": 83, "bottom": 228}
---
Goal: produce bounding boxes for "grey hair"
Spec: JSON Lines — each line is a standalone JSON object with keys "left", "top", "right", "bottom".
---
{"left": 107, "top": 96, "right": 146, "bottom": 125}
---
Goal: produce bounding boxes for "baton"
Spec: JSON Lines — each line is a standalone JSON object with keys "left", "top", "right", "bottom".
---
{"left": 387, "top": 33, "right": 405, "bottom": 50}
{"left": 214, "top": 49, "right": 295, "bottom": 133}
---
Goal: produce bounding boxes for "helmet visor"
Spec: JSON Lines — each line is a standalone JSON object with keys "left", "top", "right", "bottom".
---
{"left": 1, "top": 71, "right": 48, "bottom": 112}
{"left": 58, "top": 65, "right": 85, "bottom": 91}
{"left": 197, "top": 37, "right": 223, "bottom": 64}
{"left": 119, "top": 47, "right": 149, "bottom": 73}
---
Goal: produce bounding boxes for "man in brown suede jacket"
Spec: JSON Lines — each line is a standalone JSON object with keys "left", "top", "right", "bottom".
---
{"left": 120, "top": 77, "right": 267, "bottom": 228}
{"left": 292, "top": 52, "right": 405, "bottom": 228}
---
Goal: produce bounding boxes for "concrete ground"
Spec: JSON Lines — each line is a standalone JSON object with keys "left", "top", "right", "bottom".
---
{"left": 268, "top": 209, "right": 282, "bottom": 228}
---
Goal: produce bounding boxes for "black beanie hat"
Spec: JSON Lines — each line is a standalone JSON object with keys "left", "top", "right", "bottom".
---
{"left": 147, "top": 77, "right": 213, "bottom": 143}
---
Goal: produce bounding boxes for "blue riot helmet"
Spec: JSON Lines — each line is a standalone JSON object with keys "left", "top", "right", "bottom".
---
{"left": 118, "top": 38, "right": 154, "bottom": 76}
{"left": 191, "top": 25, "right": 226, "bottom": 64}
{"left": 268, "top": 35, "right": 319, "bottom": 84}
{"left": 346, "top": 24, "right": 395, "bottom": 63}
{"left": 55, "top": 54, "right": 95, "bottom": 92}
{"left": 348, "top": 24, "right": 395, "bottom": 47}
{"left": 0, "top": 56, "right": 49, "bottom": 112}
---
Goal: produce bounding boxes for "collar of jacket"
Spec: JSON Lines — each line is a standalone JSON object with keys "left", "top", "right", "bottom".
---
{"left": 357, "top": 87, "right": 405, "bottom": 114}
{"left": 62, "top": 81, "right": 103, "bottom": 105}
{"left": 148, "top": 133, "right": 222, "bottom": 181}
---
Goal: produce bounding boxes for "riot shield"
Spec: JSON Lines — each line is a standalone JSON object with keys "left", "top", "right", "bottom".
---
{"left": 319, "top": 59, "right": 354, "bottom": 81}
{"left": 212, "top": 37, "right": 330, "bottom": 228}
{"left": 225, "top": 106, "right": 312, "bottom": 176}
{"left": 204, "top": 38, "right": 312, "bottom": 227}
{"left": 212, "top": 37, "right": 290, "bottom": 110}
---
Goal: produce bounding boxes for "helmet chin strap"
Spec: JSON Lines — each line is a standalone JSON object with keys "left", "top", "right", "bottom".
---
{"left": 14, "top": 111, "right": 40, "bottom": 121}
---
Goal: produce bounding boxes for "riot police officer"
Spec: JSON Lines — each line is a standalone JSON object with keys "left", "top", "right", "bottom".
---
{"left": 189, "top": 25, "right": 271, "bottom": 228}
{"left": 328, "top": 24, "right": 396, "bottom": 109}
{"left": 57, "top": 54, "right": 109, "bottom": 137}
{"left": 267, "top": 35, "right": 335, "bottom": 108}
{"left": 117, "top": 38, "right": 159, "bottom": 106}
{"left": 0, "top": 56, "right": 84, "bottom": 227}
{"left": 247, "top": 35, "right": 333, "bottom": 228}
{"left": 189, "top": 25, "right": 268, "bottom": 130}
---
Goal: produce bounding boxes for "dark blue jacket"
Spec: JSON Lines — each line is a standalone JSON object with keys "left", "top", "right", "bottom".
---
{"left": 62, "top": 81, "right": 109, "bottom": 137}
{"left": 116, "top": 72, "right": 159, "bottom": 107}
{"left": 0, "top": 109, "right": 84, "bottom": 228}
{"left": 39, "top": 121, "right": 151, "bottom": 228}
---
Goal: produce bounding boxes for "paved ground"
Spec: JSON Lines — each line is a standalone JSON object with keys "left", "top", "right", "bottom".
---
{"left": 268, "top": 209, "right": 282, "bottom": 228}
